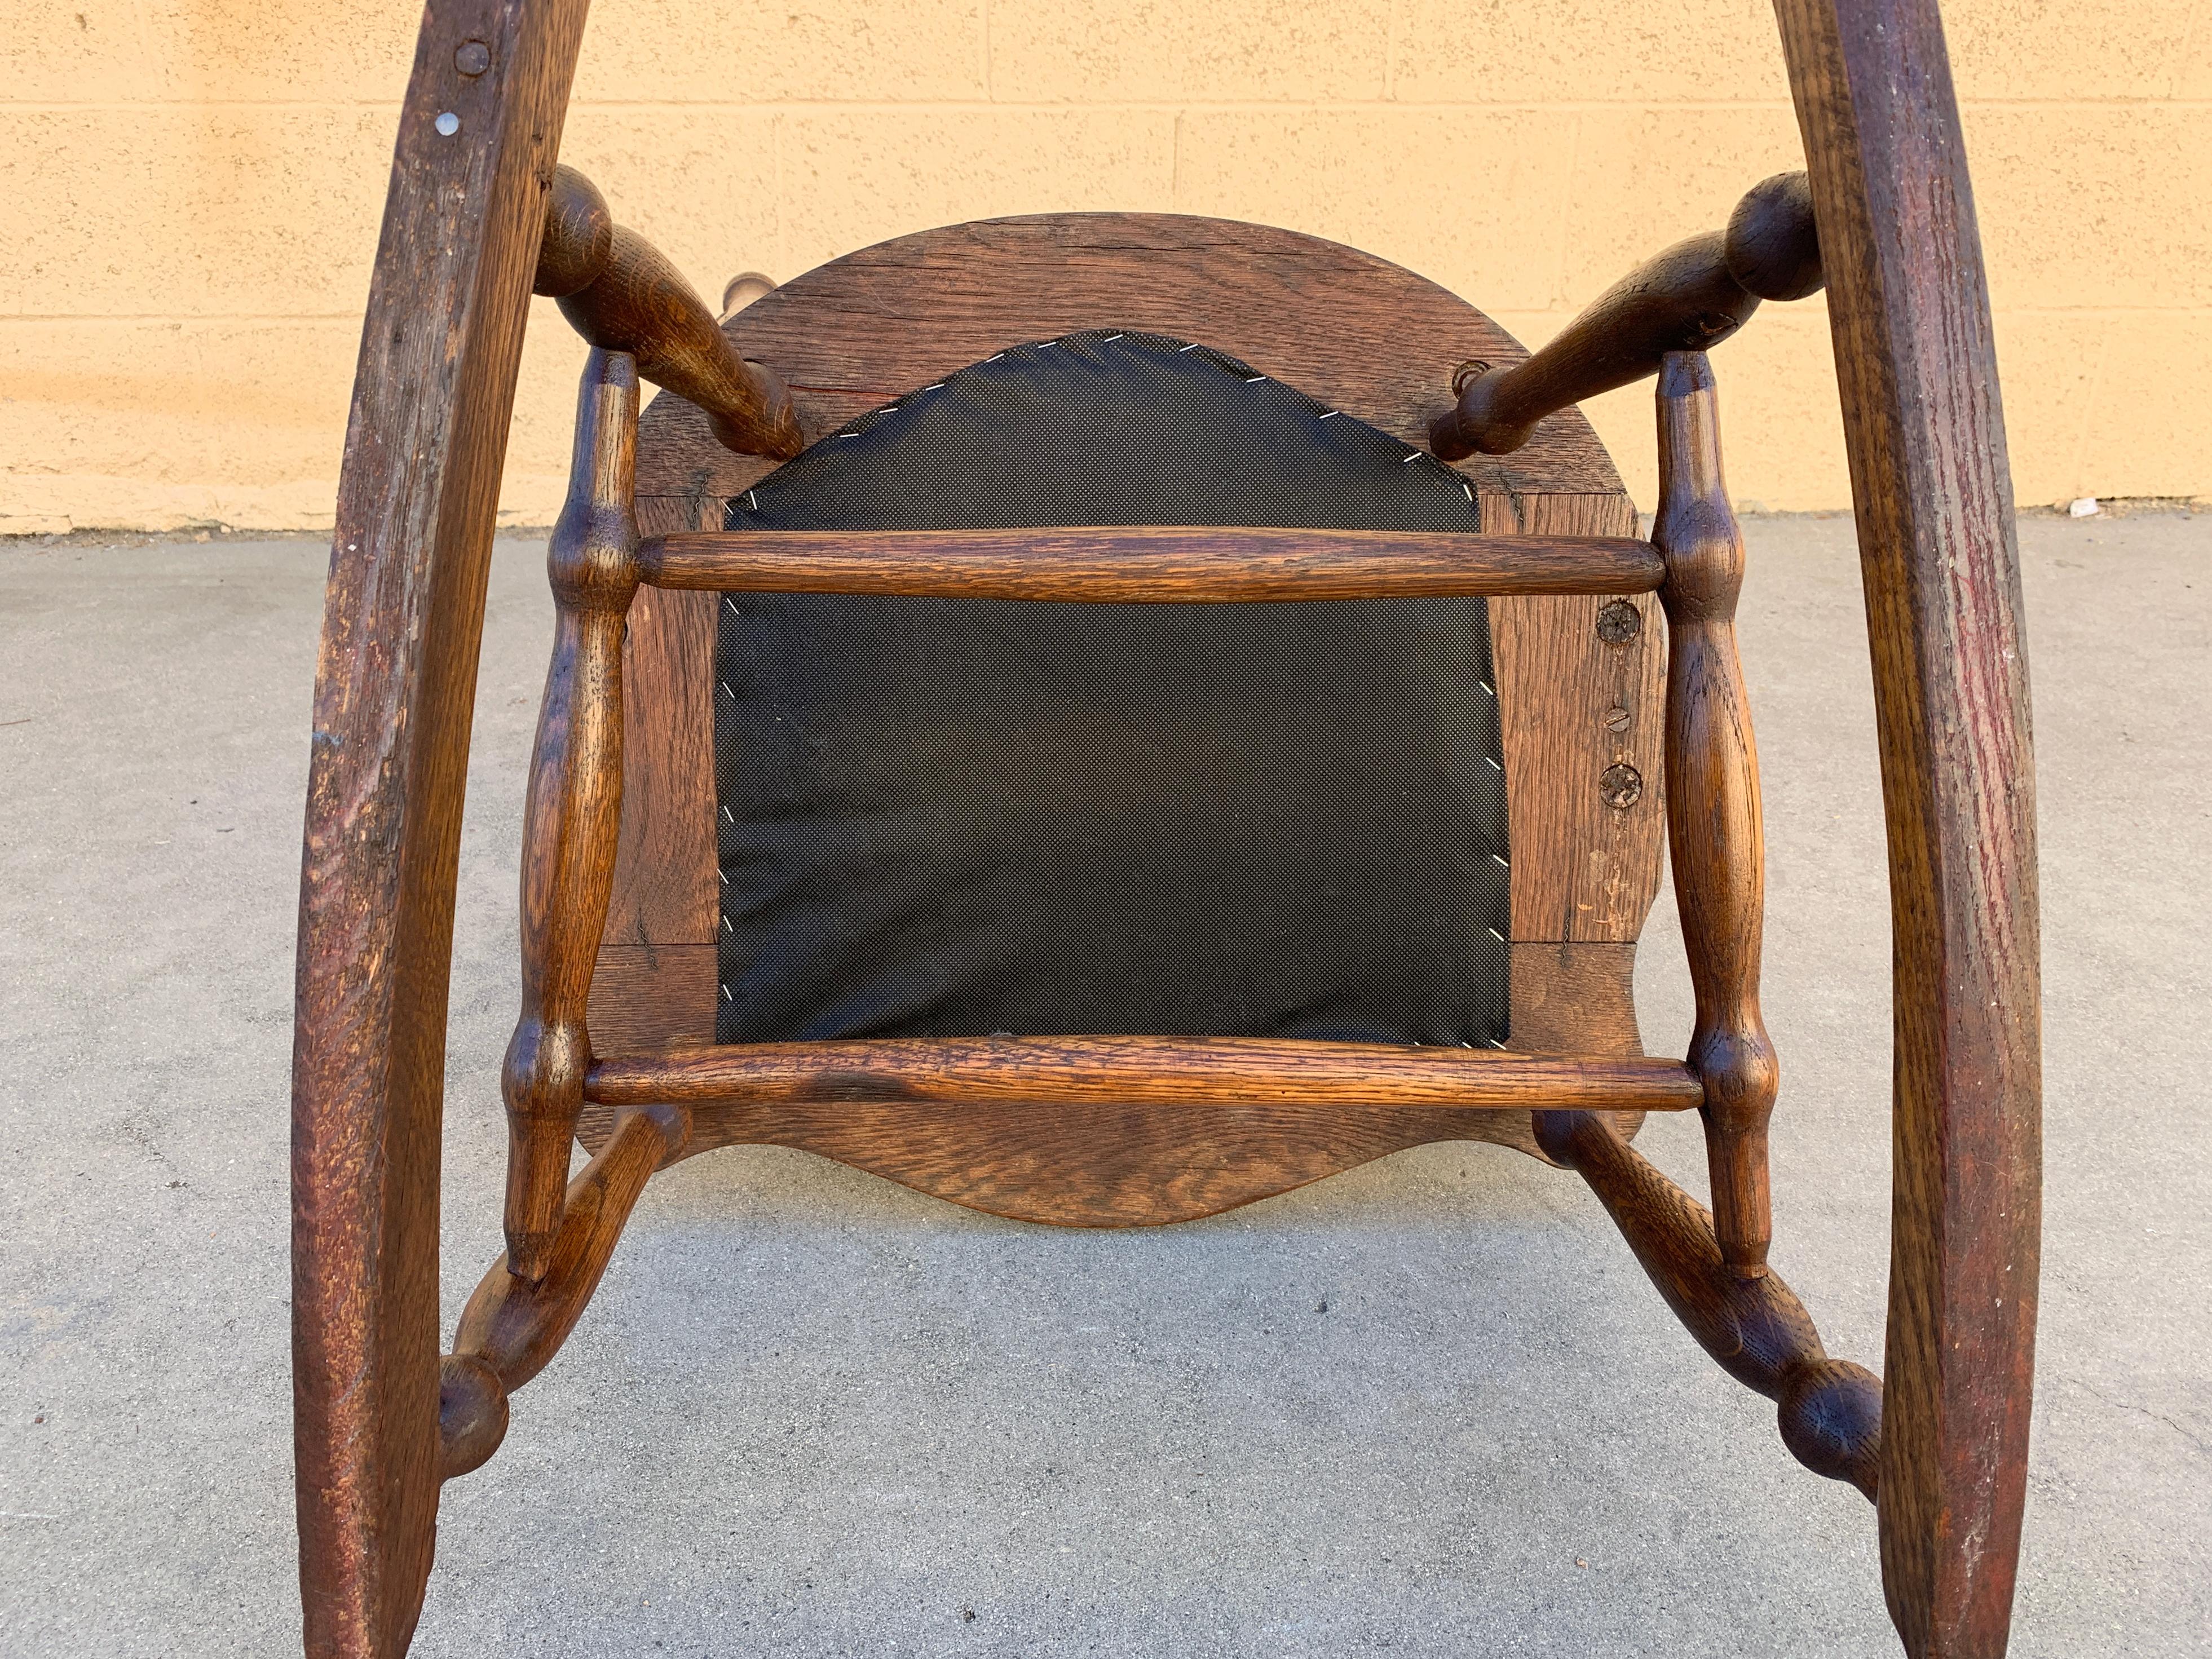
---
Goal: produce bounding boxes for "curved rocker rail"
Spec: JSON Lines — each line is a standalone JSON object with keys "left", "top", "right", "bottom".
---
{"left": 1781, "top": 5, "right": 2042, "bottom": 1652}
{"left": 289, "top": 7, "right": 596, "bottom": 1655}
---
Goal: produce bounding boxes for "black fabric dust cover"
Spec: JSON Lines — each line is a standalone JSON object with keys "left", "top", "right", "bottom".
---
{"left": 712, "top": 330, "right": 1511, "bottom": 1049}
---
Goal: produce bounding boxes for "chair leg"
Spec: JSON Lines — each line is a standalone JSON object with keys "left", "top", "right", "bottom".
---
{"left": 1773, "top": 3, "right": 2043, "bottom": 1653}
{"left": 1537, "top": 1110, "right": 1882, "bottom": 1494}
{"left": 440, "top": 1102, "right": 690, "bottom": 1479}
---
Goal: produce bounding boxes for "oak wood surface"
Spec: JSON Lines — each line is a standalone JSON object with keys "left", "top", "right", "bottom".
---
{"left": 587, "top": 1038, "right": 1702, "bottom": 1114}
{"left": 1484, "top": 490, "right": 1667, "bottom": 944}
{"left": 594, "top": 219, "right": 1667, "bottom": 1232}
{"left": 637, "top": 526, "right": 1663, "bottom": 600}
{"left": 438, "top": 1104, "right": 689, "bottom": 1481}
{"left": 590, "top": 1100, "right": 1543, "bottom": 1231}
{"left": 289, "top": 2, "right": 589, "bottom": 1654}
{"left": 651, "top": 213, "right": 1624, "bottom": 501}
{"left": 573, "top": 942, "right": 1649, "bottom": 1223}
{"left": 606, "top": 499, "right": 721, "bottom": 954}
{"left": 500, "top": 350, "right": 639, "bottom": 1281}
{"left": 583, "top": 941, "right": 716, "bottom": 1055}
{"left": 1654, "top": 354, "right": 1779, "bottom": 1277}
{"left": 1433, "top": 171, "right": 1822, "bottom": 461}
{"left": 1537, "top": 1110, "right": 1882, "bottom": 1497}
{"left": 1774, "top": 3, "right": 2043, "bottom": 1654}
{"left": 536, "top": 166, "right": 802, "bottom": 460}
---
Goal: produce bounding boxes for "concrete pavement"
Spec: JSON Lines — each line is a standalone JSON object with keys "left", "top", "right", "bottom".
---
{"left": 2, "top": 512, "right": 2206, "bottom": 1657}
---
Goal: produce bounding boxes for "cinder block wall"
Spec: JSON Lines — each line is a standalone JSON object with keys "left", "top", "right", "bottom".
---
{"left": 5, "top": 0, "right": 2206, "bottom": 532}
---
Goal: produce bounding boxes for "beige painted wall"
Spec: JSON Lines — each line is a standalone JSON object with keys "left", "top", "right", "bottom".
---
{"left": 5, "top": 0, "right": 2207, "bottom": 532}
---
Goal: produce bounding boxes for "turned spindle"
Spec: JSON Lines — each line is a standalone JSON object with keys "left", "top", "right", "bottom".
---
{"left": 535, "top": 166, "right": 803, "bottom": 460}
{"left": 1654, "top": 350, "right": 1777, "bottom": 1277}
{"left": 501, "top": 348, "right": 640, "bottom": 1282}
{"left": 1432, "top": 171, "right": 1821, "bottom": 460}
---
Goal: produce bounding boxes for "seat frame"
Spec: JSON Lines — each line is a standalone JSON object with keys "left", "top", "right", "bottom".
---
{"left": 581, "top": 209, "right": 1670, "bottom": 1222}
{"left": 290, "top": 5, "right": 2041, "bottom": 1657}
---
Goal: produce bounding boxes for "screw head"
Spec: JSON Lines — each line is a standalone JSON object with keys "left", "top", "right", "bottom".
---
{"left": 1602, "top": 705, "right": 1631, "bottom": 733}
{"left": 454, "top": 39, "right": 491, "bottom": 75}
{"left": 1596, "top": 600, "right": 1641, "bottom": 644}
{"left": 1599, "top": 764, "right": 1644, "bottom": 810}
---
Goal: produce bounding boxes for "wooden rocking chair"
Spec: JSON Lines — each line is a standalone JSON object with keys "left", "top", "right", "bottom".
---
{"left": 290, "top": 3, "right": 2040, "bottom": 1655}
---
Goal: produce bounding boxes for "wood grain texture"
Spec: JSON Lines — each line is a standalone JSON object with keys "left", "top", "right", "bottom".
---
{"left": 535, "top": 166, "right": 802, "bottom": 459}
{"left": 1774, "top": 5, "right": 2043, "bottom": 1654}
{"left": 583, "top": 942, "right": 716, "bottom": 1056}
{"left": 714, "top": 213, "right": 1625, "bottom": 499}
{"left": 588, "top": 1038, "right": 1702, "bottom": 1114}
{"left": 1433, "top": 171, "right": 1822, "bottom": 461}
{"left": 638, "top": 527, "right": 1662, "bottom": 600}
{"left": 1508, "top": 940, "right": 1641, "bottom": 1056}
{"left": 603, "top": 1098, "right": 1535, "bottom": 1230}
{"left": 1486, "top": 491, "right": 1668, "bottom": 943}
{"left": 603, "top": 497, "right": 719, "bottom": 953}
{"left": 289, "top": 3, "right": 587, "bottom": 1654}
{"left": 438, "top": 1104, "right": 689, "bottom": 1481}
{"left": 575, "top": 942, "right": 1647, "bottom": 1219}
{"left": 1537, "top": 1110, "right": 1882, "bottom": 1497}
{"left": 1654, "top": 354, "right": 1778, "bottom": 1277}
{"left": 501, "top": 351, "right": 639, "bottom": 1282}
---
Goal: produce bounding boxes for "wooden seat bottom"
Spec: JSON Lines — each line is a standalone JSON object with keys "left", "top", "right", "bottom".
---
{"left": 574, "top": 1096, "right": 1645, "bottom": 1227}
